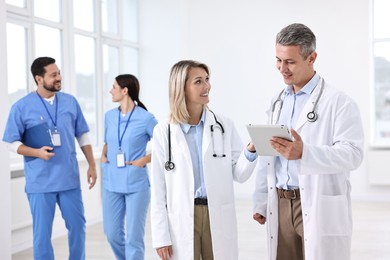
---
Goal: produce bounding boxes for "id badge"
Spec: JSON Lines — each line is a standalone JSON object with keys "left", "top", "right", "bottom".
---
{"left": 52, "top": 131, "right": 62, "bottom": 147}
{"left": 116, "top": 150, "right": 125, "bottom": 168}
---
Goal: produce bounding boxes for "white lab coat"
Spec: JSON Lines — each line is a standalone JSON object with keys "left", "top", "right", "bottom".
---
{"left": 253, "top": 79, "right": 364, "bottom": 260}
{"left": 151, "top": 109, "right": 257, "bottom": 260}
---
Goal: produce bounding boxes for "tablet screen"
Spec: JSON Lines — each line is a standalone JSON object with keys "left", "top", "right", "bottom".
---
{"left": 246, "top": 124, "right": 292, "bottom": 156}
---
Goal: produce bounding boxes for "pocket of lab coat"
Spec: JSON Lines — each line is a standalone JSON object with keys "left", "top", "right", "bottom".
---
{"left": 318, "top": 194, "right": 351, "bottom": 236}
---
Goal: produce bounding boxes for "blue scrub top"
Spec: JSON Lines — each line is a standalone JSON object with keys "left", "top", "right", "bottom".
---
{"left": 3, "top": 92, "right": 90, "bottom": 193}
{"left": 102, "top": 106, "right": 157, "bottom": 193}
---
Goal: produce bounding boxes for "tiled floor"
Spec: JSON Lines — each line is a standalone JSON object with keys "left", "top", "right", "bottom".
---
{"left": 12, "top": 199, "right": 390, "bottom": 260}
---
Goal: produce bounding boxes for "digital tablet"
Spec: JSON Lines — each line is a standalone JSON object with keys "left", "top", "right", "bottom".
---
{"left": 246, "top": 124, "right": 292, "bottom": 156}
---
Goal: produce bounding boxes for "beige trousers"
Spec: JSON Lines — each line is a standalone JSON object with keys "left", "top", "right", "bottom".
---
{"left": 194, "top": 205, "right": 213, "bottom": 260}
{"left": 277, "top": 195, "right": 305, "bottom": 260}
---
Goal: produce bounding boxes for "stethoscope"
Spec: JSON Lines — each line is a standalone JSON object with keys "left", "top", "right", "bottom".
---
{"left": 165, "top": 110, "right": 225, "bottom": 171}
{"left": 271, "top": 78, "right": 325, "bottom": 125}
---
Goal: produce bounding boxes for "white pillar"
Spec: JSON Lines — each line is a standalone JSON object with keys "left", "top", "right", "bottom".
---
{"left": 0, "top": 1, "right": 12, "bottom": 259}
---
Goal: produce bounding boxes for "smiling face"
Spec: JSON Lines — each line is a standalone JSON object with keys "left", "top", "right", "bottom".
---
{"left": 184, "top": 67, "right": 211, "bottom": 108}
{"left": 276, "top": 44, "right": 316, "bottom": 92}
{"left": 37, "top": 63, "right": 62, "bottom": 93}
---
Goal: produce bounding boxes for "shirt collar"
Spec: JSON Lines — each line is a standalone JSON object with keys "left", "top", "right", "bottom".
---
{"left": 180, "top": 109, "right": 206, "bottom": 134}
{"left": 285, "top": 72, "right": 320, "bottom": 96}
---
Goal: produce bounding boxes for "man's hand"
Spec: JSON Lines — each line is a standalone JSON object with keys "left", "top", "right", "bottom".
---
{"left": 87, "top": 166, "right": 97, "bottom": 189}
{"left": 253, "top": 213, "right": 266, "bottom": 225}
{"left": 80, "top": 144, "right": 97, "bottom": 190}
{"left": 17, "top": 145, "right": 55, "bottom": 160}
{"left": 37, "top": 146, "right": 55, "bottom": 160}
{"left": 157, "top": 245, "right": 173, "bottom": 260}
{"left": 270, "top": 128, "right": 303, "bottom": 160}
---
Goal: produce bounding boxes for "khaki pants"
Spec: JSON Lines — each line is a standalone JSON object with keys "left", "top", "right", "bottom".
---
{"left": 194, "top": 205, "right": 213, "bottom": 260}
{"left": 277, "top": 191, "right": 305, "bottom": 260}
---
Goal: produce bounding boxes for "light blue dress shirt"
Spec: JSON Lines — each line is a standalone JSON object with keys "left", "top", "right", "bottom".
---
{"left": 276, "top": 73, "right": 320, "bottom": 189}
{"left": 181, "top": 110, "right": 257, "bottom": 198}
{"left": 181, "top": 111, "right": 207, "bottom": 198}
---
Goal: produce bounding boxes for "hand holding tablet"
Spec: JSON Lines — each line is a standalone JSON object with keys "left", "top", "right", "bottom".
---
{"left": 246, "top": 124, "right": 292, "bottom": 156}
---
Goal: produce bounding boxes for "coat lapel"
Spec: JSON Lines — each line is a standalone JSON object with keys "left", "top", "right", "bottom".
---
{"left": 170, "top": 123, "right": 193, "bottom": 168}
{"left": 202, "top": 109, "right": 215, "bottom": 159}
{"left": 294, "top": 80, "right": 323, "bottom": 131}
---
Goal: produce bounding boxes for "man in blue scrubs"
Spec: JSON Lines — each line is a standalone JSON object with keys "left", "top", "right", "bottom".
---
{"left": 3, "top": 57, "right": 97, "bottom": 260}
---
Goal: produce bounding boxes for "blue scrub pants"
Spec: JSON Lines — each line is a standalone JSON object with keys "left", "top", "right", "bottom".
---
{"left": 102, "top": 188, "right": 150, "bottom": 260}
{"left": 27, "top": 188, "right": 86, "bottom": 260}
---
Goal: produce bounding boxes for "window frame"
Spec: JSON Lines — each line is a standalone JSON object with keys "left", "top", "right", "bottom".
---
{"left": 5, "top": 0, "right": 139, "bottom": 169}
{"left": 371, "top": 0, "right": 390, "bottom": 147}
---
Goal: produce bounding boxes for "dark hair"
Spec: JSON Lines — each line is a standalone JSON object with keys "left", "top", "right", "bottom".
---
{"left": 31, "top": 57, "right": 56, "bottom": 84}
{"left": 115, "top": 74, "right": 147, "bottom": 111}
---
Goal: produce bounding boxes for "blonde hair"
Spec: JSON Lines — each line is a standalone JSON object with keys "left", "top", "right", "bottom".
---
{"left": 168, "top": 60, "right": 209, "bottom": 124}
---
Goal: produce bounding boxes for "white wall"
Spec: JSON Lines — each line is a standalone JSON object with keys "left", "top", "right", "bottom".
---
{"left": 140, "top": 0, "right": 390, "bottom": 201}
{"left": 139, "top": 0, "right": 190, "bottom": 122}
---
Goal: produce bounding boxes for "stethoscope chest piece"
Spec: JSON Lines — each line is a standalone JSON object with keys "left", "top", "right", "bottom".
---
{"left": 165, "top": 124, "right": 175, "bottom": 171}
{"left": 165, "top": 161, "right": 175, "bottom": 171}
{"left": 307, "top": 111, "right": 318, "bottom": 122}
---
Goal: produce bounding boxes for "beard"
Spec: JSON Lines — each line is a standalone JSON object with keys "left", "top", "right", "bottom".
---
{"left": 43, "top": 80, "right": 61, "bottom": 92}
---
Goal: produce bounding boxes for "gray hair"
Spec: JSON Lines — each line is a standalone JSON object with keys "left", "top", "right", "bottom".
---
{"left": 276, "top": 23, "right": 316, "bottom": 59}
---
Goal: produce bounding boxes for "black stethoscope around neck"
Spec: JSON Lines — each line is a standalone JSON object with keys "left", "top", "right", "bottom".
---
{"left": 165, "top": 110, "right": 225, "bottom": 171}
{"left": 271, "top": 78, "right": 325, "bottom": 125}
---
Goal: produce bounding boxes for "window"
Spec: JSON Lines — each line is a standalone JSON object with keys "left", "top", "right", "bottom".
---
{"left": 103, "top": 44, "right": 119, "bottom": 111}
{"left": 74, "top": 35, "right": 98, "bottom": 144}
{"left": 372, "top": 0, "right": 390, "bottom": 146}
{"left": 34, "top": 24, "right": 62, "bottom": 63}
{"left": 6, "top": 22, "right": 28, "bottom": 105}
{"left": 5, "top": 0, "right": 139, "bottom": 165}
{"left": 6, "top": 0, "right": 25, "bottom": 8}
{"left": 73, "top": 0, "right": 94, "bottom": 32}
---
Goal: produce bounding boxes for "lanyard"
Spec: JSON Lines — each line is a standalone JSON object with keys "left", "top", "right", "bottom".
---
{"left": 36, "top": 92, "right": 58, "bottom": 130}
{"left": 117, "top": 105, "right": 136, "bottom": 150}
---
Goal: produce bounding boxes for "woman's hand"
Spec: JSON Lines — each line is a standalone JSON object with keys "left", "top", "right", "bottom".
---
{"left": 126, "top": 157, "right": 146, "bottom": 167}
{"left": 126, "top": 154, "right": 151, "bottom": 168}
{"left": 247, "top": 142, "right": 256, "bottom": 153}
{"left": 100, "top": 144, "right": 109, "bottom": 163}
{"left": 100, "top": 156, "right": 108, "bottom": 163}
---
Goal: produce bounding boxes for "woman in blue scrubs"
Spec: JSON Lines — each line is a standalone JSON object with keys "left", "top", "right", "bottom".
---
{"left": 100, "top": 74, "right": 157, "bottom": 259}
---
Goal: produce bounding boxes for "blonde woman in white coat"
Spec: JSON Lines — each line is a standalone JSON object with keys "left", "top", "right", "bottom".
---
{"left": 150, "top": 60, "right": 258, "bottom": 260}
{"left": 252, "top": 23, "right": 364, "bottom": 260}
